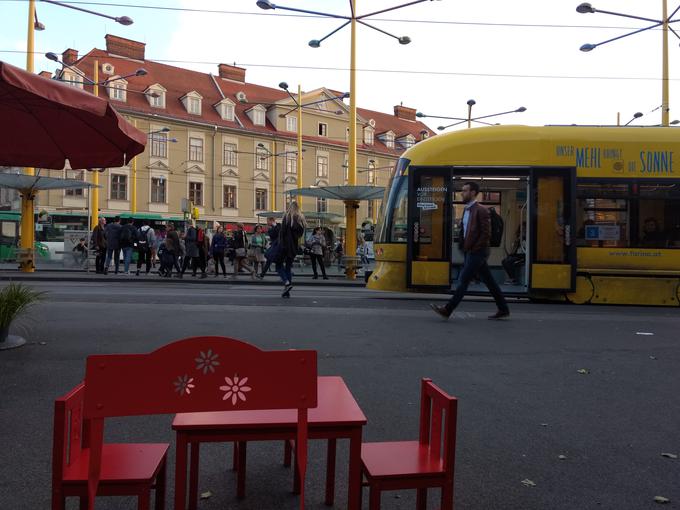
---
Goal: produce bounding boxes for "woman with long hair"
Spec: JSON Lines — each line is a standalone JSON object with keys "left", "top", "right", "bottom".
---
{"left": 277, "top": 201, "right": 306, "bottom": 297}
{"left": 249, "top": 224, "right": 267, "bottom": 277}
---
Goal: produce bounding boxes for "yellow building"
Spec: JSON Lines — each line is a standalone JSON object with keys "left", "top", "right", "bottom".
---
{"left": 39, "top": 34, "right": 433, "bottom": 230}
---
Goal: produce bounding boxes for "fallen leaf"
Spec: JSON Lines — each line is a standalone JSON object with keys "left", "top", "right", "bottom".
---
{"left": 636, "top": 332, "right": 655, "bottom": 336}
{"left": 200, "top": 491, "right": 212, "bottom": 500}
{"left": 654, "top": 496, "right": 670, "bottom": 504}
{"left": 577, "top": 369, "right": 590, "bottom": 374}
{"left": 540, "top": 423, "right": 549, "bottom": 427}
{"left": 558, "top": 455, "right": 567, "bottom": 460}
{"left": 661, "top": 453, "right": 678, "bottom": 459}
{"left": 39, "top": 341, "right": 47, "bottom": 346}
{"left": 521, "top": 479, "right": 536, "bottom": 487}
{"left": 650, "top": 356, "right": 658, "bottom": 360}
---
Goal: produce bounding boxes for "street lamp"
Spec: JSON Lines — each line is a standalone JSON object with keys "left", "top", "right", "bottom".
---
{"left": 577, "top": 1, "right": 678, "bottom": 126}
{"left": 21, "top": 0, "right": 134, "bottom": 273}
{"left": 259, "top": 0, "right": 437, "bottom": 281}
{"left": 418, "top": 104, "right": 527, "bottom": 131}
{"left": 624, "top": 112, "right": 644, "bottom": 126}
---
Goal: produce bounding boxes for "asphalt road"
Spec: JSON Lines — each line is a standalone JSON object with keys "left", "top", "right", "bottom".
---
{"left": 1, "top": 281, "right": 679, "bottom": 510}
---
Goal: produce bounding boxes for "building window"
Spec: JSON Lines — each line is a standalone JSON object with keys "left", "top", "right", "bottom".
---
{"left": 318, "top": 123, "right": 328, "bottom": 137}
{"left": 343, "top": 155, "right": 349, "bottom": 182}
{"left": 151, "top": 177, "right": 166, "bottom": 203}
{"left": 252, "top": 108, "right": 265, "bottom": 126}
{"left": 364, "top": 127, "right": 374, "bottom": 145}
{"left": 286, "top": 116, "right": 297, "bottom": 132}
{"left": 189, "top": 181, "right": 203, "bottom": 206}
{"left": 286, "top": 150, "right": 297, "bottom": 174}
{"left": 63, "top": 71, "right": 83, "bottom": 89}
{"left": 219, "top": 103, "right": 235, "bottom": 121}
{"left": 223, "top": 143, "right": 237, "bottom": 166}
{"left": 256, "top": 146, "right": 269, "bottom": 171}
{"left": 367, "top": 161, "right": 376, "bottom": 185}
{"left": 65, "top": 170, "right": 84, "bottom": 196}
{"left": 368, "top": 199, "right": 374, "bottom": 219}
{"left": 150, "top": 91, "right": 164, "bottom": 108}
{"left": 188, "top": 97, "right": 201, "bottom": 115}
{"left": 110, "top": 82, "right": 126, "bottom": 102}
{"left": 110, "top": 174, "right": 127, "bottom": 201}
{"left": 189, "top": 137, "right": 204, "bottom": 162}
{"left": 316, "top": 197, "right": 327, "bottom": 213}
{"left": 255, "top": 188, "right": 267, "bottom": 210}
{"left": 385, "top": 133, "right": 395, "bottom": 149}
{"left": 400, "top": 135, "right": 415, "bottom": 149}
{"left": 150, "top": 132, "right": 168, "bottom": 158}
{"left": 316, "top": 155, "right": 328, "bottom": 178}
{"left": 223, "top": 185, "right": 237, "bottom": 208}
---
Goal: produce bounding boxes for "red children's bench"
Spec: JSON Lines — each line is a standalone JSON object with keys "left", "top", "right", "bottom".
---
{"left": 76, "top": 335, "right": 317, "bottom": 510}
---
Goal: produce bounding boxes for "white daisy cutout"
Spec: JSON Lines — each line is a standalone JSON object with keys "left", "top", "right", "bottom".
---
{"left": 173, "top": 374, "right": 195, "bottom": 396}
{"left": 219, "top": 375, "right": 252, "bottom": 405}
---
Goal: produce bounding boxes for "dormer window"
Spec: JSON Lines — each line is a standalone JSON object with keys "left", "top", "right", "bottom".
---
{"left": 247, "top": 105, "right": 266, "bottom": 126}
{"left": 146, "top": 83, "right": 166, "bottom": 109}
{"left": 215, "top": 99, "right": 235, "bottom": 121}
{"left": 62, "top": 70, "right": 83, "bottom": 89}
{"left": 398, "top": 134, "right": 416, "bottom": 149}
{"left": 107, "top": 77, "right": 127, "bottom": 102}
{"left": 364, "top": 126, "right": 375, "bottom": 145}
{"left": 181, "top": 91, "right": 203, "bottom": 115}
{"left": 379, "top": 131, "right": 396, "bottom": 149}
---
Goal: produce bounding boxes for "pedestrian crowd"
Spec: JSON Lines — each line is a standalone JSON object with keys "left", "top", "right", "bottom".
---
{"left": 89, "top": 201, "right": 342, "bottom": 298}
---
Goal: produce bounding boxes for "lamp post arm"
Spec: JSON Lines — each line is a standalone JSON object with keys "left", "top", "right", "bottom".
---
{"left": 39, "top": 0, "right": 132, "bottom": 24}
{"left": 284, "top": 88, "right": 300, "bottom": 107}
{"left": 669, "top": 3, "right": 680, "bottom": 20}
{"left": 471, "top": 108, "right": 526, "bottom": 122}
{"left": 349, "top": 0, "right": 355, "bottom": 17}
{"left": 590, "top": 8, "right": 660, "bottom": 24}
{"left": 418, "top": 114, "right": 468, "bottom": 121}
{"left": 439, "top": 119, "right": 468, "bottom": 130}
{"left": 356, "top": 19, "right": 402, "bottom": 42}
{"left": 668, "top": 25, "right": 680, "bottom": 41}
{"left": 313, "top": 20, "right": 352, "bottom": 45}
{"left": 357, "top": 0, "right": 428, "bottom": 19}
{"left": 265, "top": 3, "right": 349, "bottom": 19}
{"left": 584, "top": 22, "right": 663, "bottom": 50}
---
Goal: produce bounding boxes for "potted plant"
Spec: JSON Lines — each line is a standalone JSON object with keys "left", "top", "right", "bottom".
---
{"left": 0, "top": 283, "right": 45, "bottom": 350}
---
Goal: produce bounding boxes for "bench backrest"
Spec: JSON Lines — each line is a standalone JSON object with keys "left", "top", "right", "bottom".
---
{"left": 418, "top": 378, "right": 458, "bottom": 475}
{"left": 82, "top": 336, "right": 317, "bottom": 509}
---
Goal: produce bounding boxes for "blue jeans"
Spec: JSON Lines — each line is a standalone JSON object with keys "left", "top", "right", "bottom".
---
{"left": 277, "top": 258, "right": 293, "bottom": 284}
{"left": 446, "top": 250, "right": 509, "bottom": 313}
{"left": 122, "top": 247, "right": 133, "bottom": 272}
{"left": 104, "top": 248, "right": 121, "bottom": 273}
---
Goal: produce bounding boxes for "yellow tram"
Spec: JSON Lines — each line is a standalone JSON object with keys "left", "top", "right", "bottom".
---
{"left": 368, "top": 126, "right": 680, "bottom": 306}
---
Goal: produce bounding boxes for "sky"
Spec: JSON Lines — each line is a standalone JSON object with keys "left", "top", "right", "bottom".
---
{"left": 2, "top": 0, "right": 680, "bottom": 131}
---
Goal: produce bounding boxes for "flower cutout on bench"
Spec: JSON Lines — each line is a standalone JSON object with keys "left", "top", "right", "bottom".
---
{"left": 195, "top": 349, "right": 220, "bottom": 374}
{"left": 220, "top": 375, "right": 251, "bottom": 405}
{"left": 174, "top": 374, "right": 195, "bottom": 396}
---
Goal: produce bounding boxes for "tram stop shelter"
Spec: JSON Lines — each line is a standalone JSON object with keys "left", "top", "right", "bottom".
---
{"left": 0, "top": 60, "right": 146, "bottom": 272}
{"left": 287, "top": 185, "right": 385, "bottom": 279}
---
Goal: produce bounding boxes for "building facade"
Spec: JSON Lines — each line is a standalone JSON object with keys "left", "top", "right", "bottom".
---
{"left": 38, "top": 35, "right": 434, "bottom": 229}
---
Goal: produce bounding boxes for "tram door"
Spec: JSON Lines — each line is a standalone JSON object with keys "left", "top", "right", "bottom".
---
{"left": 529, "top": 168, "right": 577, "bottom": 292}
{"left": 407, "top": 167, "right": 452, "bottom": 288}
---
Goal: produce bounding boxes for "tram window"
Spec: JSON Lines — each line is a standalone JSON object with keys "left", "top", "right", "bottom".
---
{"left": 576, "top": 181, "right": 680, "bottom": 249}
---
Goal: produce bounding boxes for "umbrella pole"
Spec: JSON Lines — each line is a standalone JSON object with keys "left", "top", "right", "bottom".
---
{"left": 19, "top": 190, "right": 35, "bottom": 272}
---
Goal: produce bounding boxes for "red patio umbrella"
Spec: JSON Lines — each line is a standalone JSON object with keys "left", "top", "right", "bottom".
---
{"left": 0, "top": 60, "right": 145, "bottom": 169}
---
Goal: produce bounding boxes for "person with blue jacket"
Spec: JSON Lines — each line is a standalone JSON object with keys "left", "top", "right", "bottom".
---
{"left": 211, "top": 225, "right": 228, "bottom": 277}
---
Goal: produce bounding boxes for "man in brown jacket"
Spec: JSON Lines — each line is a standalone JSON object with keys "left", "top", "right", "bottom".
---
{"left": 431, "top": 181, "right": 510, "bottom": 320}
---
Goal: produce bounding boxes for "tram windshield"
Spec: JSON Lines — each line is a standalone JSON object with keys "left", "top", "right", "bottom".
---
{"left": 376, "top": 157, "right": 410, "bottom": 243}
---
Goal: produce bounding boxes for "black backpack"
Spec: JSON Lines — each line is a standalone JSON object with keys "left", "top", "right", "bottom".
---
{"left": 488, "top": 207, "right": 504, "bottom": 247}
{"left": 120, "top": 225, "right": 133, "bottom": 245}
{"left": 137, "top": 227, "right": 149, "bottom": 248}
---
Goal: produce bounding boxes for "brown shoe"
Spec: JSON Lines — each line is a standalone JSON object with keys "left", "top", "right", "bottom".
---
{"left": 488, "top": 310, "right": 510, "bottom": 320}
{"left": 429, "top": 303, "right": 451, "bottom": 320}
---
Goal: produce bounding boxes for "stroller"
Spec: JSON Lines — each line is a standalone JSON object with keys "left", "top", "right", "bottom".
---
{"left": 157, "top": 244, "right": 175, "bottom": 277}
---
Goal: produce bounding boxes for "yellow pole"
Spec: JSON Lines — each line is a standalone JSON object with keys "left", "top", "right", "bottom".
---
{"left": 131, "top": 119, "right": 137, "bottom": 213}
{"left": 662, "top": 0, "right": 670, "bottom": 126}
{"left": 617, "top": 112, "right": 621, "bottom": 126}
{"left": 344, "top": 11, "right": 358, "bottom": 280}
{"left": 467, "top": 103, "right": 473, "bottom": 129}
{"left": 19, "top": 0, "right": 36, "bottom": 272}
{"left": 297, "top": 84, "right": 303, "bottom": 192}
{"left": 270, "top": 140, "right": 277, "bottom": 211}
{"left": 91, "top": 60, "right": 100, "bottom": 229}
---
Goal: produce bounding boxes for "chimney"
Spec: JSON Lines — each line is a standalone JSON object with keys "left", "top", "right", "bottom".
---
{"left": 394, "top": 104, "right": 416, "bottom": 121}
{"left": 105, "top": 34, "right": 146, "bottom": 60}
{"left": 62, "top": 49, "right": 78, "bottom": 65}
{"left": 218, "top": 63, "right": 246, "bottom": 83}
{"left": 39, "top": 71, "right": 52, "bottom": 79}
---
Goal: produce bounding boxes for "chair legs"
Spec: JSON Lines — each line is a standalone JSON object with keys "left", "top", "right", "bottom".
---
{"left": 368, "top": 486, "right": 381, "bottom": 510}
{"left": 189, "top": 443, "right": 200, "bottom": 510}
{"left": 416, "top": 488, "right": 427, "bottom": 510}
{"left": 284, "top": 439, "right": 292, "bottom": 467}
{"left": 441, "top": 483, "right": 454, "bottom": 510}
{"left": 137, "top": 490, "right": 151, "bottom": 510}
{"left": 237, "top": 441, "right": 248, "bottom": 499}
{"left": 155, "top": 460, "right": 167, "bottom": 510}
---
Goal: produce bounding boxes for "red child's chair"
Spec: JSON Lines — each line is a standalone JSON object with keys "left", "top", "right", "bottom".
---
{"left": 80, "top": 336, "right": 317, "bottom": 510}
{"left": 51, "top": 382, "right": 168, "bottom": 510}
{"left": 360, "top": 378, "right": 458, "bottom": 510}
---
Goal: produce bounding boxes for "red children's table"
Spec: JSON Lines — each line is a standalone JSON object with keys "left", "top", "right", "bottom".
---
{"left": 172, "top": 376, "right": 367, "bottom": 510}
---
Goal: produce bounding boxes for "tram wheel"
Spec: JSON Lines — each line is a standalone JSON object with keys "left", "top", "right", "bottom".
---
{"left": 565, "top": 275, "right": 595, "bottom": 305}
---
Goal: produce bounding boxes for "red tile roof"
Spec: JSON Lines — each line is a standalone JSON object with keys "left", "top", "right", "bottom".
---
{"left": 69, "top": 46, "right": 434, "bottom": 157}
